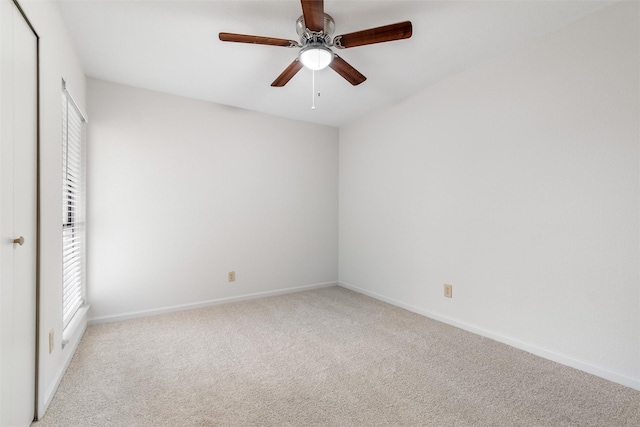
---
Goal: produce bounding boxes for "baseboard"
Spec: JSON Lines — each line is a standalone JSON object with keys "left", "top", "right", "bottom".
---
{"left": 338, "top": 281, "right": 640, "bottom": 391}
{"left": 39, "top": 305, "right": 89, "bottom": 419}
{"left": 88, "top": 281, "right": 338, "bottom": 325}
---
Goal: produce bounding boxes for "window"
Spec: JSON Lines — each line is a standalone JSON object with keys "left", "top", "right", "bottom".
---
{"left": 62, "top": 81, "right": 86, "bottom": 329}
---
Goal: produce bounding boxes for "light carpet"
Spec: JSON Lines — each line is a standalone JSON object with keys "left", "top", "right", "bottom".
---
{"left": 33, "top": 286, "right": 640, "bottom": 426}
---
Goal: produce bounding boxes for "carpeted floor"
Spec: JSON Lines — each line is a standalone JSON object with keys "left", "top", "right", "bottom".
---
{"left": 33, "top": 286, "right": 640, "bottom": 426}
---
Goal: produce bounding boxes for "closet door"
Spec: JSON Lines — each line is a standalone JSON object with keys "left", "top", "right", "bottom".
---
{"left": 0, "top": 0, "right": 38, "bottom": 425}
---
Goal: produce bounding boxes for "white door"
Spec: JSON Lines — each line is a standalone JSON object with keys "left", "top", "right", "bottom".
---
{"left": 0, "top": 0, "right": 38, "bottom": 425}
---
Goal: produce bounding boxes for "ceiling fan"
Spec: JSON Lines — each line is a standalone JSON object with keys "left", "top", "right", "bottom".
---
{"left": 219, "top": 0, "right": 412, "bottom": 87}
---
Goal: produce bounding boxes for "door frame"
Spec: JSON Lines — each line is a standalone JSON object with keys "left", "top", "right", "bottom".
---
{"left": 9, "top": 0, "right": 40, "bottom": 420}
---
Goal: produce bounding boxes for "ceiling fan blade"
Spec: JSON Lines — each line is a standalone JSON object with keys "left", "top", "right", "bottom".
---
{"left": 334, "top": 21, "right": 412, "bottom": 49}
{"left": 329, "top": 55, "right": 366, "bottom": 86}
{"left": 271, "top": 59, "right": 304, "bottom": 87}
{"left": 301, "top": 0, "right": 325, "bottom": 32}
{"left": 219, "top": 32, "right": 298, "bottom": 48}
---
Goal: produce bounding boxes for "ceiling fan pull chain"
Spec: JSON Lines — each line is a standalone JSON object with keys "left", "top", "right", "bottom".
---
{"left": 312, "top": 69, "right": 316, "bottom": 110}
{"left": 311, "top": 70, "right": 322, "bottom": 110}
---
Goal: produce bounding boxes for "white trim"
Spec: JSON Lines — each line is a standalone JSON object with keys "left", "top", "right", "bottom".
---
{"left": 61, "top": 78, "right": 88, "bottom": 122}
{"left": 338, "top": 281, "right": 640, "bottom": 391}
{"left": 62, "top": 304, "right": 89, "bottom": 345}
{"left": 88, "top": 281, "right": 337, "bottom": 325}
{"left": 39, "top": 305, "right": 89, "bottom": 419}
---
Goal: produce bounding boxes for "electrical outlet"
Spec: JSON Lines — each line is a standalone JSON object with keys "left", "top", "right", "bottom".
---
{"left": 444, "top": 284, "right": 453, "bottom": 298}
{"left": 49, "top": 329, "right": 54, "bottom": 353}
{"left": 228, "top": 271, "right": 235, "bottom": 282}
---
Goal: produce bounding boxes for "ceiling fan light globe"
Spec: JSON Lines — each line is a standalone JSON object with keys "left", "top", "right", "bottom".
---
{"left": 299, "top": 46, "right": 334, "bottom": 70}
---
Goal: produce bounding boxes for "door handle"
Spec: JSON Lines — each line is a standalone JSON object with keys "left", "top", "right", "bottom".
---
{"left": 13, "top": 236, "right": 24, "bottom": 245}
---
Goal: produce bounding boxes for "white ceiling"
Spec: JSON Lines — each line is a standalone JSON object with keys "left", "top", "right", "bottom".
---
{"left": 57, "top": 0, "right": 615, "bottom": 127}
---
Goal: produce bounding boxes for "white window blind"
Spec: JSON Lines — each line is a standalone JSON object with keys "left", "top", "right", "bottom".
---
{"left": 62, "top": 82, "right": 86, "bottom": 329}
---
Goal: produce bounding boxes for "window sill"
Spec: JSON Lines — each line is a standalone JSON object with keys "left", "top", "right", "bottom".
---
{"left": 62, "top": 304, "right": 90, "bottom": 349}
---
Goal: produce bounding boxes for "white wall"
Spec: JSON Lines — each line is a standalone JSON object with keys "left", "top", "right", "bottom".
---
{"left": 86, "top": 79, "right": 338, "bottom": 321}
{"left": 13, "top": 0, "right": 88, "bottom": 418}
{"left": 339, "top": 2, "right": 639, "bottom": 389}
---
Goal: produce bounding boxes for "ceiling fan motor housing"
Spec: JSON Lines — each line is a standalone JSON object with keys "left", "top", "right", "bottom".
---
{"left": 296, "top": 14, "right": 335, "bottom": 46}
